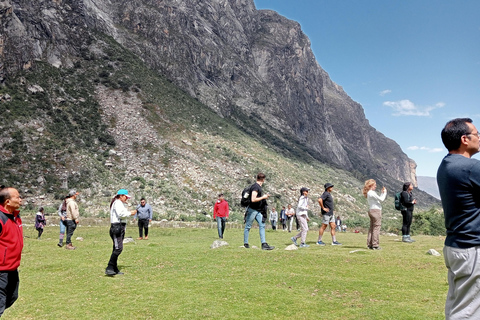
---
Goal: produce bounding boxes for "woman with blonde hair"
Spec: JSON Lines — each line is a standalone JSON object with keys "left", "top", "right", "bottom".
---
{"left": 363, "top": 179, "right": 387, "bottom": 250}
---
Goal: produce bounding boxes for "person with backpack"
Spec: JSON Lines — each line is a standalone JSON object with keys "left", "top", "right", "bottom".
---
{"left": 400, "top": 182, "right": 417, "bottom": 243}
{"left": 437, "top": 118, "right": 480, "bottom": 319}
{"left": 57, "top": 195, "right": 68, "bottom": 247}
{"left": 363, "top": 179, "right": 387, "bottom": 250}
{"left": 291, "top": 187, "right": 310, "bottom": 248}
{"left": 243, "top": 173, "right": 275, "bottom": 250}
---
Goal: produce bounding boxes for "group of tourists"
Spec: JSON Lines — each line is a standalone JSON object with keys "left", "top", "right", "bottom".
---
{"left": 1, "top": 117, "right": 480, "bottom": 319}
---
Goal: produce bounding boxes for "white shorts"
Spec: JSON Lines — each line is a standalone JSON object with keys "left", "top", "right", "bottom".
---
{"left": 322, "top": 214, "right": 335, "bottom": 225}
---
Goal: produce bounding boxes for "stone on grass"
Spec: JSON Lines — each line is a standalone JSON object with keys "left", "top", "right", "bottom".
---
{"left": 285, "top": 244, "right": 298, "bottom": 251}
{"left": 76, "top": 237, "right": 84, "bottom": 241}
{"left": 427, "top": 249, "right": 441, "bottom": 256}
{"left": 211, "top": 240, "right": 228, "bottom": 249}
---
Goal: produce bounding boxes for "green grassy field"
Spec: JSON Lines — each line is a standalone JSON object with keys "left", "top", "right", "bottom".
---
{"left": 7, "top": 224, "right": 447, "bottom": 319}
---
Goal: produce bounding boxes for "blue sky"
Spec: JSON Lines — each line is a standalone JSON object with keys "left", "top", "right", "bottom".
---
{"left": 253, "top": 0, "right": 480, "bottom": 177}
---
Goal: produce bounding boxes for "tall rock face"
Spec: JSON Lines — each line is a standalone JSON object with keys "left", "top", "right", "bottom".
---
{"left": 0, "top": 0, "right": 416, "bottom": 185}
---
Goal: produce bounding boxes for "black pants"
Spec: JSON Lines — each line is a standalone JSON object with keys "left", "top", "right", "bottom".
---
{"left": 401, "top": 209, "right": 413, "bottom": 236}
{"left": 0, "top": 270, "right": 19, "bottom": 317}
{"left": 107, "top": 223, "right": 126, "bottom": 272}
{"left": 138, "top": 219, "right": 149, "bottom": 237}
{"left": 36, "top": 227, "right": 44, "bottom": 238}
{"left": 65, "top": 220, "right": 77, "bottom": 245}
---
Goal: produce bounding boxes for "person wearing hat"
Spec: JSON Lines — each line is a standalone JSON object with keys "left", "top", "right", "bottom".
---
{"left": 291, "top": 187, "right": 311, "bottom": 247}
{"left": 317, "top": 183, "right": 342, "bottom": 246}
{"left": 65, "top": 189, "right": 80, "bottom": 250}
{"left": 105, "top": 189, "right": 136, "bottom": 276}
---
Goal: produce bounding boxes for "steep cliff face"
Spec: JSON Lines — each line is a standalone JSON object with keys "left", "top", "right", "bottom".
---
{"left": 0, "top": 0, "right": 416, "bottom": 185}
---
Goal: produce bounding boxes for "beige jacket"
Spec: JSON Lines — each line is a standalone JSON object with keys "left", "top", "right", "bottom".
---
{"left": 66, "top": 197, "right": 79, "bottom": 220}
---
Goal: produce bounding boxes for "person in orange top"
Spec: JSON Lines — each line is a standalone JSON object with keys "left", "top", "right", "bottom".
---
{"left": 213, "top": 194, "right": 229, "bottom": 239}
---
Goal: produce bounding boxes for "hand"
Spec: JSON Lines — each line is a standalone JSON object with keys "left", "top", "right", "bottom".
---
{"left": 133, "top": 219, "right": 136, "bottom": 223}
{"left": 323, "top": 208, "right": 330, "bottom": 213}
{"left": 75, "top": 219, "right": 79, "bottom": 224}
{"left": 149, "top": 219, "right": 152, "bottom": 223}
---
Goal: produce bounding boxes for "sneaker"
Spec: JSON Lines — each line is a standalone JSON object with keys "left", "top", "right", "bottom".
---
{"left": 368, "top": 246, "right": 373, "bottom": 250}
{"left": 115, "top": 271, "right": 124, "bottom": 275}
{"left": 402, "top": 236, "right": 413, "bottom": 243}
{"left": 244, "top": 243, "right": 250, "bottom": 248}
{"left": 299, "top": 243, "right": 310, "bottom": 248}
{"left": 407, "top": 236, "right": 416, "bottom": 242}
{"left": 372, "top": 247, "right": 382, "bottom": 250}
{"left": 332, "top": 241, "right": 342, "bottom": 246}
{"left": 105, "top": 269, "right": 116, "bottom": 276}
{"left": 261, "top": 243, "right": 275, "bottom": 250}
{"left": 316, "top": 241, "right": 326, "bottom": 246}
{"left": 291, "top": 237, "right": 298, "bottom": 246}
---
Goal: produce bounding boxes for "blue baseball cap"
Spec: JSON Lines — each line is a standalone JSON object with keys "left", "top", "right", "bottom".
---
{"left": 117, "top": 189, "right": 131, "bottom": 198}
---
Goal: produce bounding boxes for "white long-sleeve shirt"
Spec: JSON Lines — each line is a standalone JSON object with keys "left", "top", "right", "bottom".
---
{"left": 367, "top": 189, "right": 387, "bottom": 210}
{"left": 296, "top": 195, "right": 309, "bottom": 217}
{"left": 110, "top": 199, "right": 131, "bottom": 223}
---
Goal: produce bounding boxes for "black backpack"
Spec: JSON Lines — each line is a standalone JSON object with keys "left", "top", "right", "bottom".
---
{"left": 394, "top": 191, "right": 405, "bottom": 211}
{"left": 241, "top": 184, "right": 254, "bottom": 207}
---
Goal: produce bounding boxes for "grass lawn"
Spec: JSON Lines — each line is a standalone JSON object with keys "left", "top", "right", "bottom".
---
{"left": 6, "top": 224, "right": 447, "bottom": 319}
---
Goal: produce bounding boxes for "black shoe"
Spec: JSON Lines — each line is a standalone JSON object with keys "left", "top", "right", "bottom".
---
{"left": 244, "top": 243, "right": 250, "bottom": 248}
{"left": 57, "top": 243, "right": 63, "bottom": 247}
{"left": 261, "top": 243, "right": 275, "bottom": 250}
{"left": 105, "top": 269, "right": 116, "bottom": 276}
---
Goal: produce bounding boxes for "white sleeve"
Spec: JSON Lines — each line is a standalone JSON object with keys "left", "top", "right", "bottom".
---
{"left": 114, "top": 201, "right": 131, "bottom": 218}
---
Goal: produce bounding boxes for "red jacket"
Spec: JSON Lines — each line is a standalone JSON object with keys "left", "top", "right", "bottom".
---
{"left": 0, "top": 205, "right": 23, "bottom": 271}
{"left": 213, "top": 200, "right": 229, "bottom": 219}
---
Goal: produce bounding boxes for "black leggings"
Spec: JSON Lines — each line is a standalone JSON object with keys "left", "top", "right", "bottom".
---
{"left": 107, "top": 223, "right": 126, "bottom": 272}
{"left": 36, "top": 228, "right": 44, "bottom": 238}
{"left": 401, "top": 209, "right": 413, "bottom": 236}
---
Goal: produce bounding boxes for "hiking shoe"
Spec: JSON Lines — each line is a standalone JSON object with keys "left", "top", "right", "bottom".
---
{"left": 316, "top": 241, "right": 326, "bottom": 246}
{"left": 261, "top": 243, "right": 275, "bottom": 250}
{"left": 244, "top": 243, "right": 250, "bottom": 248}
{"left": 402, "top": 237, "right": 413, "bottom": 243}
{"left": 105, "top": 269, "right": 116, "bottom": 276}
{"left": 407, "top": 236, "right": 415, "bottom": 242}
{"left": 332, "top": 241, "right": 342, "bottom": 246}
{"left": 368, "top": 246, "right": 373, "bottom": 250}
{"left": 299, "top": 243, "right": 310, "bottom": 248}
{"left": 65, "top": 243, "right": 76, "bottom": 250}
{"left": 291, "top": 237, "right": 298, "bottom": 246}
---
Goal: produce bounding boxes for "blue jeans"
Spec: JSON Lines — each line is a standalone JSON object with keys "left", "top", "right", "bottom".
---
{"left": 59, "top": 219, "right": 66, "bottom": 234}
{"left": 216, "top": 217, "right": 226, "bottom": 238}
{"left": 244, "top": 208, "right": 266, "bottom": 244}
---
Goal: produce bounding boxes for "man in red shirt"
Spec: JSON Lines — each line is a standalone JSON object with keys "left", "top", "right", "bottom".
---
{"left": 0, "top": 186, "right": 23, "bottom": 316}
{"left": 213, "top": 194, "right": 229, "bottom": 239}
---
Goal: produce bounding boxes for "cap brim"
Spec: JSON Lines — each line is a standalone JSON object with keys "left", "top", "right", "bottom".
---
{"left": 126, "top": 195, "right": 131, "bottom": 199}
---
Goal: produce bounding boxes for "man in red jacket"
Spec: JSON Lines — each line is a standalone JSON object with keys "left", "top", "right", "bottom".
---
{"left": 213, "top": 193, "right": 229, "bottom": 239}
{"left": 0, "top": 186, "right": 23, "bottom": 317}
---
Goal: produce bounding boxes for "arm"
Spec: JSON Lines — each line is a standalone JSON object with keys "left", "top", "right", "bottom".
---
{"left": 226, "top": 202, "right": 229, "bottom": 218}
{"left": 318, "top": 197, "right": 329, "bottom": 213}
{"left": 114, "top": 201, "right": 136, "bottom": 218}
{"left": 213, "top": 202, "right": 218, "bottom": 219}
{"left": 251, "top": 190, "right": 268, "bottom": 203}
{"left": 148, "top": 205, "right": 153, "bottom": 221}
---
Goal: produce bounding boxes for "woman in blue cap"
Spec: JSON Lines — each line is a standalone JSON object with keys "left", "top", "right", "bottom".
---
{"left": 105, "top": 189, "right": 136, "bottom": 276}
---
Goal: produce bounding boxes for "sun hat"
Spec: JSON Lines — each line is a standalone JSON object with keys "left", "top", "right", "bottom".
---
{"left": 324, "top": 183, "right": 334, "bottom": 190}
{"left": 117, "top": 189, "right": 131, "bottom": 199}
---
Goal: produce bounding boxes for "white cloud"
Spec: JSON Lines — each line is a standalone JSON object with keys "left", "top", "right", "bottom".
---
{"left": 379, "top": 89, "right": 392, "bottom": 96}
{"left": 383, "top": 99, "right": 445, "bottom": 116}
{"left": 407, "top": 146, "right": 444, "bottom": 153}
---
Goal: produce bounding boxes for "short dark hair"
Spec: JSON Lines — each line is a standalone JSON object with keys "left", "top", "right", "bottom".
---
{"left": 256, "top": 172, "right": 266, "bottom": 181}
{"left": 441, "top": 118, "right": 473, "bottom": 151}
{"left": 140, "top": 198, "right": 146, "bottom": 202}
{"left": 403, "top": 182, "right": 411, "bottom": 191}
{"left": 0, "top": 187, "right": 11, "bottom": 206}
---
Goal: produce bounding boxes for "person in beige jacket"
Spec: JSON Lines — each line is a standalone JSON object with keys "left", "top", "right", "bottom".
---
{"left": 65, "top": 189, "right": 80, "bottom": 250}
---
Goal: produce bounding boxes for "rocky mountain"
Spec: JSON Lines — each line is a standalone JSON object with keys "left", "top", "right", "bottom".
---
{"left": 0, "top": 0, "right": 436, "bottom": 216}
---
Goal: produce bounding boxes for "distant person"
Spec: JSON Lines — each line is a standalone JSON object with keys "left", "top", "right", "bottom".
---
{"left": 363, "top": 179, "right": 387, "bottom": 250}
{"left": 35, "top": 207, "right": 46, "bottom": 240}
{"left": 291, "top": 187, "right": 310, "bottom": 248}
{"left": 335, "top": 216, "right": 342, "bottom": 232}
{"left": 279, "top": 206, "right": 287, "bottom": 230}
{"left": 400, "top": 182, "right": 417, "bottom": 243}
{"left": 57, "top": 196, "right": 68, "bottom": 247}
{"left": 213, "top": 193, "right": 229, "bottom": 239}
{"left": 133, "top": 198, "right": 153, "bottom": 240}
{"left": 65, "top": 190, "right": 80, "bottom": 250}
{"left": 105, "top": 189, "right": 136, "bottom": 276}
{"left": 269, "top": 207, "right": 278, "bottom": 230}
{"left": 437, "top": 118, "right": 480, "bottom": 319}
{"left": 342, "top": 224, "right": 347, "bottom": 232}
{"left": 243, "top": 173, "right": 275, "bottom": 250}
{"left": 317, "top": 183, "right": 341, "bottom": 246}
{"left": 285, "top": 204, "right": 295, "bottom": 232}
{"left": 0, "top": 187, "right": 23, "bottom": 317}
